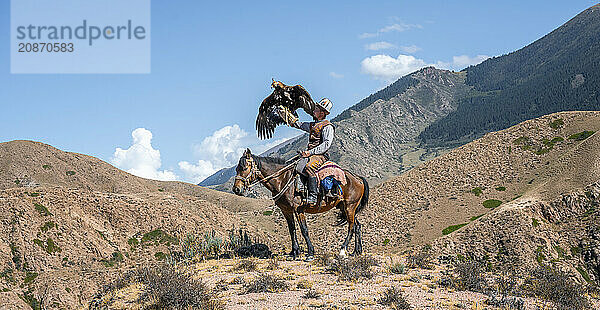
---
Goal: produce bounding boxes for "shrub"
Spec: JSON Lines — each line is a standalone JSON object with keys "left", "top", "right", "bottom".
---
{"left": 142, "top": 229, "right": 178, "bottom": 246}
{"left": 266, "top": 257, "right": 279, "bottom": 270}
{"left": 495, "top": 186, "right": 506, "bottom": 191}
{"left": 233, "top": 259, "right": 257, "bottom": 272}
{"left": 92, "top": 264, "right": 223, "bottom": 310}
{"left": 243, "top": 273, "right": 288, "bottom": 293}
{"left": 34, "top": 238, "right": 61, "bottom": 254}
{"left": 23, "top": 271, "right": 38, "bottom": 284}
{"left": 388, "top": 262, "right": 405, "bottom": 274}
{"left": 313, "top": 252, "right": 336, "bottom": 267}
{"left": 42, "top": 164, "right": 51, "bottom": 169}
{"left": 378, "top": 287, "right": 412, "bottom": 309}
{"left": 40, "top": 221, "right": 55, "bottom": 233}
{"left": 406, "top": 245, "right": 433, "bottom": 269}
{"left": 296, "top": 279, "right": 312, "bottom": 289}
{"left": 442, "top": 223, "right": 468, "bottom": 235}
{"left": 449, "top": 257, "right": 489, "bottom": 292}
{"left": 325, "top": 255, "right": 379, "bottom": 281}
{"left": 483, "top": 199, "right": 502, "bottom": 209}
{"left": 512, "top": 136, "right": 530, "bottom": 145}
{"left": 262, "top": 210, "right": 273, "bottom": 216}
{"left": 303, "top": 288, "right": 321, "bottom": 299}
{"left": 568, "top": 131, "right": 595, "bottom": 141}
{"left": 127, "top": 237, "right": 139, "bottom": 247}
{"left": 65, "top": 170, "right": 76, "bottom": 176}
{"left": 522, "top": 266, "right": 590, "bottom": 310}
{"left": 28, "top": 192, "right": 40, "bottom": 197}
{"left": 101, "top": 251, "right": 124, "bottom": 267}
{"left": 471, "top": 187, "right": 483, "bottom": 196}
{"left": 34, "top": 203, "right": 51, "bottom": 216}
{"left": 549, "top": 119, "right": 564, "bottom": 129}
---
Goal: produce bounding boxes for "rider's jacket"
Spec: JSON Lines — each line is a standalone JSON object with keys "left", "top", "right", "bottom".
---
{"left": 295, "top": 119, "right": 334, "bottom": 159}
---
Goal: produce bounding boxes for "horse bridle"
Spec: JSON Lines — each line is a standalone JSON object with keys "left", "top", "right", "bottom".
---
{"left": 234, "top": 156, "right": 299, "bottom": 201}
{"left": 234, "top": 156, "right": 264, "bottom": 189}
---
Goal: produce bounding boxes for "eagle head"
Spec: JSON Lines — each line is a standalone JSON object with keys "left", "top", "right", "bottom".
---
{"left": 271, "top": 80, "right": 285, "bottom": 89}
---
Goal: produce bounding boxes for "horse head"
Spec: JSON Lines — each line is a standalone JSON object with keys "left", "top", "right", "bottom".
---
{"left": 232, "top": 148, "right": 259, "bottom": 196}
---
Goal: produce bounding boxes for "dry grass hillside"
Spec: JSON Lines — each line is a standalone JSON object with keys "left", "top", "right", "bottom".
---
{"left": 356, "top": 111, "right": 600, "bottom": 252}
{"left": 0, "top": 141, "right": 286, "bottom": 309}
{"left": 2, "top": 111, "right": 600, "bottom": 309}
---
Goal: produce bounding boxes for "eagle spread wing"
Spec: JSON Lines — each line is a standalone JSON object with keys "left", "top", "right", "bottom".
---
{"left": 256, "top": 80, "right": 316, "bottom": 139}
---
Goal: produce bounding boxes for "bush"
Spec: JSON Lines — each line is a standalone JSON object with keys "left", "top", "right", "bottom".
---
{"left": 313, "top": 252, "right": 336, "bottom": 267}
{"left": 388, "top": 262, "right": 405, "bottom": 274}
{"left": 141, "top": 229, "right": 179, "bottom": 246}
{"left": 243, "top": 273, "right": 288, "bottom": 293}
{"left": 233, "top": 259, "right": 257, "bottom": 272}
{"left": 325, "top": 255, "right": 379, "bottom": 281}
{"left": 442, "top": 223, "right": 468, "bottom": 235}
{"left": 522, "top": 266, "right": 590, "bottom": 310}
{"left": 91, "top": 264, "right": 223, "bottom": 310}
{"left": 471, "top": 187, "right": 483, "bottom": 196}
{"left": 407, "top": 245, "right": 433, "bottom": 269}
{"left": 303, "top": 288, "right": 321, "bottom": 299}
{"left": 549, "top": 119, "right": 564, "bottom": 129}
{"left": 495, "top": 186, "right": 506, "bottom": 191}
{"left": 483, "top": 199, "right": 502, "bottom": 209}
{"left": 378, "top": 287, "right": 411, "bottom": 309}
{"left": 34, "top": 203, "right": 51, "bottom": 216}
{"left": 448, "top": 257, "right": 489, "bottom": 292}
{"left": 568, "top": 131, "right": 595, "bottom": 141}
{"left": 66, "top": 170, "right": 76, "bottom": 176}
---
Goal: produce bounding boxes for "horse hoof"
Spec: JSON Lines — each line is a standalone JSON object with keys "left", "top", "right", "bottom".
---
{"left": 304, "top": 255, "right": 315, "bottom": 262}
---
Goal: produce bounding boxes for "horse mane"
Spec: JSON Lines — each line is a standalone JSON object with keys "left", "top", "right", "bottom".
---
{"left": 251, "top": 154, "right": 287, "bottom": 169}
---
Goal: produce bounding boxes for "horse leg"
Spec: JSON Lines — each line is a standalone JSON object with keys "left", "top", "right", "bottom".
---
{"left": 283, "top": 211, "right": 300, "bottom": 259}
{"left": 352, "top": 218, "right": 363, "bottom": 256}
{"left": 295, "top": 211, "right": 315, "bottom": 260}
{"left": 339, "top": 205, "right": 356, "bottom": 258}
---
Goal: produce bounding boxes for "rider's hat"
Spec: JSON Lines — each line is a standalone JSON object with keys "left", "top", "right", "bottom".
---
{"left": 316, "top": 98, "right": 332, "bottom": 115}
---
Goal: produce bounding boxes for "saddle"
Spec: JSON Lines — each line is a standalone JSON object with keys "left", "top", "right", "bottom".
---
{"left": 295, "top": 161, "right": 346, "bottom": 201}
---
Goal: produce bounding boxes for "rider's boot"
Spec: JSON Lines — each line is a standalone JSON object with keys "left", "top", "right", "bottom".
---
{"left": 306, "top": 176, "right": 318, "bottom": 206}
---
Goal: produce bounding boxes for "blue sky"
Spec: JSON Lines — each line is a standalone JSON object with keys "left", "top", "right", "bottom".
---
{"left": 1, "top": 0, "right": 597, "bottom": 183}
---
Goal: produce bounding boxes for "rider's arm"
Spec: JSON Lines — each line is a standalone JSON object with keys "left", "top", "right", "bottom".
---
{"left": 293, "top": 121, "right": 310, "bottom": 133}
{"left": 309, "top": 125, "right": 334, "bottom": 155}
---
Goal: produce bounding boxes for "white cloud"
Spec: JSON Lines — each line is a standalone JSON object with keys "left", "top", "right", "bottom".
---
{"left": 361, "top": 54, "right": 428, "bottom": 80}
{"left": 365, "top": 41, "right": 396, "bottom": 51}
{"left": 359, "top": 23, "right": 422, "bottom": 39}
{"left": 399, "top": 45, "right": 421, "bottom": 54}
{"left": 361, "top": 53, "right": 491, "bottom": 81}
{"left": 111, "top": 128, "right": 178, "bottom": 181}
{"left": 329, "top": 71, "right": 344, "bottom": 79}
{"left": 434, "top": 55, "right": 490, "bottom": 70}
{"left": 178, "top": 124, "right": 291, "bottom": 183}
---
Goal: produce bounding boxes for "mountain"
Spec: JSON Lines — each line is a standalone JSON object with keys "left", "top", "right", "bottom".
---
{"left": 274, "top": 67, "right": 472, "bottom": 183}
{"left": 420, "top": 4, "right": 600, "bottom": 144}
{"left": 2, "top": 111, "right": 600, "bottom": 308}
{"left": 0, "top": 140, "right": 282, "bottom": 309}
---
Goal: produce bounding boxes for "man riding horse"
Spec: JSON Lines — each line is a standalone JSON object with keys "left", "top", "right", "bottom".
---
{"left": 290, "top": 98, "right": 334, "bottom": 207}
{"left": 240, "top": 80, "right": 368, "bottom": 260}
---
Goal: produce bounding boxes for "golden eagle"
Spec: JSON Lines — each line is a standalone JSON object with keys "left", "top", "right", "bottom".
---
{"left": 256, "top": 80, "right": 316, "bottom": 139}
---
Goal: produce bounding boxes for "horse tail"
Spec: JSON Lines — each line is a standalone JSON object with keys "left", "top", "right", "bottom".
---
{"left": 356, "top": 176, "right": 369, "bottom": 215}
{"left": 334, "top": 175, "right": 369, "bottom": 226}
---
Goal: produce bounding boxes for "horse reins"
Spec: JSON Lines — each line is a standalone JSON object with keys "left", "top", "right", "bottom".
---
{"left": 235, "top": 156, "right": 300, "bottom": 201}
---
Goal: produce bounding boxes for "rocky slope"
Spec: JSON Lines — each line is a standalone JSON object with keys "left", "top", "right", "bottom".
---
{"left": 0, "top": 140, "right": 281, "bottom": 309}
{"left": 273, "top": 67, "right": 472, "bottom": 183}
{"left": 2, "top": 111, "right": 600, "bottom": 308}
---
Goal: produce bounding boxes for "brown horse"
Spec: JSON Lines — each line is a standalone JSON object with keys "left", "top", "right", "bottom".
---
{"left": 232, "top": 149, "right": 369, "bottom": 260}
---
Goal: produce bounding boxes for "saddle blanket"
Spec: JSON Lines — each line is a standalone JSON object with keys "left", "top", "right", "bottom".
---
{"left": 316, "top": 161, "right": 347, "bottom": 185}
